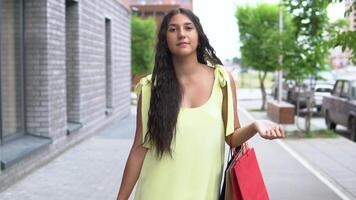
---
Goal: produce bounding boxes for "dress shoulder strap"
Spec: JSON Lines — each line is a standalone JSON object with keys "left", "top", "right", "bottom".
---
{"left": 215, "top": 64, "right": 230, "bottom": 88}
{"left": 134, "top": 74, "right": 152, "bottom": 97}
{"left": 215, "top": 64, "right": 236, "bottom": 136}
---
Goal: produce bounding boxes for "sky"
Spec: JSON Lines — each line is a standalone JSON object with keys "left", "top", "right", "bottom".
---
{"left": 192, "top": 0, "right": 345, "bottom": 61}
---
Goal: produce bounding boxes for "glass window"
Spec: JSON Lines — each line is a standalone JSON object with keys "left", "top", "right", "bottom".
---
{"left": 351, "top": 81, "right": 356, "bottom": 100}
{"left": 138, "top": 0, "right": 146, "bottom": 5}
{"left": 316, "top": 87, "right": 332, "bottom": 93}
{"left": 146, "top": 0, "right": 162, "bottom": 4}
{"left": 65, "top": 0, "right": 80, "bottom": 123}
{"left": 341, "top": 81, "right": 349, "bottom": 98}
{"left": 333, "top": 81, "right": 343, "bottom": 97}
{"left": 105, "top": 18, "right": 112, "bottom": 109}
{"left": 0, "top": 0, "right": 25, "bottom": 141}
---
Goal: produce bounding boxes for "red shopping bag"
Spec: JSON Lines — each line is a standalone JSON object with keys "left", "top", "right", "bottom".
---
{"left": 229, "top": 165, "right": 242, "bottom": 200}
{"left": 231, "top": 148, "right": 269, "bottom": 200}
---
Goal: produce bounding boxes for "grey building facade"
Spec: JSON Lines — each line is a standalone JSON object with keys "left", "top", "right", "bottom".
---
{"left": 0, "top": 0, "right": 131, "bottom": 191}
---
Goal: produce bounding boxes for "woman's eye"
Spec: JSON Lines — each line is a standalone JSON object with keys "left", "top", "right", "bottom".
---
{"left": 185, "top": 26, "right": 193, "bottom": 31}
{"left": 168, "top": 28, "right": 176, "bottom": 32}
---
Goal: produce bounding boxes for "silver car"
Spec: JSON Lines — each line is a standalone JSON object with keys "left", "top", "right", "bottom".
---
{"left": 322, "top": 78, "right": 356, "bottom": 141}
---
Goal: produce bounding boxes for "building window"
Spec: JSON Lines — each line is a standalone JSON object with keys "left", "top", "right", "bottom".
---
{"left": 138, "top": 0, "right": 146, "bottom": 5}
{"left": 145, "top": 11, "right": 154, "bottom": 16}
{"left": 65, "top": 0, "right": 81, "bottom": 133}
{"left": 156, "top": 11, "right": 165, "bottom": 16}
{"left": 178, "top": 0, "right": 191, "bottom": 3}
{"left": 146, "top": 0, "right": 163, "bottom": 4}
{"left": 105, "top": 18, "right": 113, "bottom": 112}
{"left": 0, "top": 0, "right": 25, "bottom": 143}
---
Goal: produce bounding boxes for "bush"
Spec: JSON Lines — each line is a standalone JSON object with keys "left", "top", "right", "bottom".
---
{"left": 131, "top": 16, "right": 156, "bottom": 76}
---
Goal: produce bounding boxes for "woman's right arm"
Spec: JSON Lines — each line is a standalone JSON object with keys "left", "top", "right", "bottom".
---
{"left": 116, "top": 95, "right": 148, "bottom": 200}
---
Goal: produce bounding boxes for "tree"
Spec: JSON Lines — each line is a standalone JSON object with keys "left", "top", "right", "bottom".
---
{"left": 236, "top": 4, "right": 295, "bottom": 110}
{"left": 327, "top": 0, "right": 356, "bottom": 63}
{"left": 131, "top": 16, "right": 156, "bottom": 76}
{"left": 232, "top": 56, "right": 241, "bottom": 64}
{"left": 284, "top": 0, "right": 331, "bottom": 134}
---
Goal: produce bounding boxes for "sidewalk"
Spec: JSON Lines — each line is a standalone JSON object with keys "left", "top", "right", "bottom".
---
{"left": 247, "top": 109, "right": 356, "bottom": 200}
{"left": 0, "top": 90, "right": 355, "bottom": 199}
{"left": 238, "top": 88, "right": 356, "bottom": 200}
{"left": 0, "top": 107, "right": 137, "bottom": 200}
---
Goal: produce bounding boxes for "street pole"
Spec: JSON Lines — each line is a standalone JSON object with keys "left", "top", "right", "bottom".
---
{"left": 277, "top": 0, "right": 283, "bottom": 103}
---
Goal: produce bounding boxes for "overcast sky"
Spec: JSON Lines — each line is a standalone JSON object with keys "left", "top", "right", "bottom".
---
{"left": 192, "top": 0, "right": 345, "bottom": 61}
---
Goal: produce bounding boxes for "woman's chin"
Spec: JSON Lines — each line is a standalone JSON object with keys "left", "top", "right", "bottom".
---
{"left": 172, "top": 50, "right": 195, "bottom": 58}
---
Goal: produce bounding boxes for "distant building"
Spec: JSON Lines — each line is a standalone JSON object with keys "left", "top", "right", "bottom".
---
{"left": 346, "top": 0, "right": 356, "bottom": 31}
{"left": 329, "top": 0, "right": 355, "bottom": 68}
{"left": 0, "top": 0, "right": 131, "bottom": 191}
{"left": 329, "top": 47, "right": 351, "bottom": 69}
{"left": 121, "top": 0, "right": 193, "bottom": 28}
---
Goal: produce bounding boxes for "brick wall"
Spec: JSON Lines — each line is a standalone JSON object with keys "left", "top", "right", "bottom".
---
{"left": 0, "top": 0, "right": 131, "bottom": 191}
{"left": 77, "top": 0, "right": 132, "bottom": 129}
{"left": 25, "top": 0, "right": 52, "bottom": 137}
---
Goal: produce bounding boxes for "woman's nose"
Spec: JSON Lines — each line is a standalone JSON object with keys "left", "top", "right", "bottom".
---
{"left": 178, "top": 28, "right": 186, "bottom": 39}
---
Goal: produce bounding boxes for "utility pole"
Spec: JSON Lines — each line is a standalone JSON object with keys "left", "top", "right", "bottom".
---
{"left": 268, "top": 0, "right": 295, "bottom": 125}
{"left": 277, "top": 0, "right": 283, "bottom": 102}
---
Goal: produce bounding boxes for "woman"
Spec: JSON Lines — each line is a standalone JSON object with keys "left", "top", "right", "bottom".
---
{"left": 117, "top": 8, "right": 285, "bottom": 200}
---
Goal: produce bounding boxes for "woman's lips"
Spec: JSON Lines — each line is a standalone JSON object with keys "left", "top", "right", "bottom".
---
{"left": 177, "top": 42, "right": 189, "bottom": 46}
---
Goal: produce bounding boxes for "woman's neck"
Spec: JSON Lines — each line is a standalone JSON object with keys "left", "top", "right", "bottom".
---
{"left": 172, "top": 53, "right": 203, "bottom": 79}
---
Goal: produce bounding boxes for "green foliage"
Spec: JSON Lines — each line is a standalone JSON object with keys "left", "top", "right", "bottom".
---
{"left": 331, "top": 31, "right": 356, "bottom": 63}
{"left": 232, "top": 56, "right": 241, "bottom": 64}
{"left": 287, "top": 129, "right": 338, "bottom": 138}
{"left": 131, "top": 16, "right": 156, "bottom": 76}
{"left": 236, "top": 4, "right": 279, "bottom": 72}
{"left": 284, "top": 0, "right": 331, "bottom": 81}
{"left": 236, "top": 71, "right": 274, "bottom": 88}
{"left": 236, "top": 4, "right": 295, "bottom": 72}
{"left": 326, "top": 1, "right": 356, "bottom": 63}
{"left": 236, "top": 3, "right": 296, "bottom": 110}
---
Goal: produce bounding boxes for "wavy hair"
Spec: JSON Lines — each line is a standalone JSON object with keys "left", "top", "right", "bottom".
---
{"left": 146, "top": 8, "right": 222, "bottom": 158}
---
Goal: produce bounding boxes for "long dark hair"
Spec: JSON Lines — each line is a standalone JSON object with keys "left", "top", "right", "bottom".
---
{"left": 146, "top": 8, "right": 222, "bottom": 158}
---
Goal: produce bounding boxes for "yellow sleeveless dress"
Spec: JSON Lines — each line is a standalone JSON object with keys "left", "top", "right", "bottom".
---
{"left": 133, "top": 65, "right": 235, "bottom": 200}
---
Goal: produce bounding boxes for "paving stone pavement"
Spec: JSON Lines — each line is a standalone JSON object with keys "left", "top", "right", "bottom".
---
{"left": 0, "top": 107, "right": 137, "bottom": 200}
{"left": 242, "top": 96, "right": 356, "bottom": 200}
{"left": 283, "top": 137, "right": 356, "bottom": 200}
{"left": 1, "top": 93, "right": 355, "bottom": 200}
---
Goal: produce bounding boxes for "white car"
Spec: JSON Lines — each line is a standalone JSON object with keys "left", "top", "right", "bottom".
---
{"left": 314, "top": 83, "right": 333, "bottom": 112}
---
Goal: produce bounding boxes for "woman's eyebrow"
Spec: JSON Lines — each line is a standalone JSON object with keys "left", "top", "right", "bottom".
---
{"left": 168, "top": 22, "right": 193, "bottom": 26}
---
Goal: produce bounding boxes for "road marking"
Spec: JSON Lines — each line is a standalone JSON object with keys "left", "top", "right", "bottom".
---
{"left": 240, "top": 108, "right": 352, "bottom": 200}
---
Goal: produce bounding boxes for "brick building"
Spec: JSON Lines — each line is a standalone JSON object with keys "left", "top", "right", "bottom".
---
{"left": 329, "top": 1, "right": 355, "bottom": 68}
{"left": 346, "top": 0, "right": 356, "bottom": 31}
{"left": 0, "top": 0, "right": 131, "bottom": 191}
{"left": 121, "top": 0, "right": 192, "bottom": 27}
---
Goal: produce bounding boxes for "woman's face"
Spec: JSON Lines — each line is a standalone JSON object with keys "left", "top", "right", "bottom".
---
{"left": 166, "top": 13, "right": 199, "bottom": 58}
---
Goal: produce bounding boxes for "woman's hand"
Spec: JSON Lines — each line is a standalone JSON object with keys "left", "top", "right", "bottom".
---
{"left": 253, "top": 120, "right": 285, "bottom": 140}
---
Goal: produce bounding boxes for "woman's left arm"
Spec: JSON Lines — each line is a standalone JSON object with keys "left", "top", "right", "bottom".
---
{"left": 224, "top": 72, "right": 285, "bottom": 148}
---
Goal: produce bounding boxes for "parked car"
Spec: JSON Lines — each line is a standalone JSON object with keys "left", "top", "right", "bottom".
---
{"left": 322, "top": 78, "right": 356, "bottom": 141}
{"left": 314, "top": 83, "right": 333, "bottom": 112}
{"left": 271, "top": 71, "right": 335, "bottom": 110}
{"left": 272, "top": 80, "right": 333, "bottom": 110}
